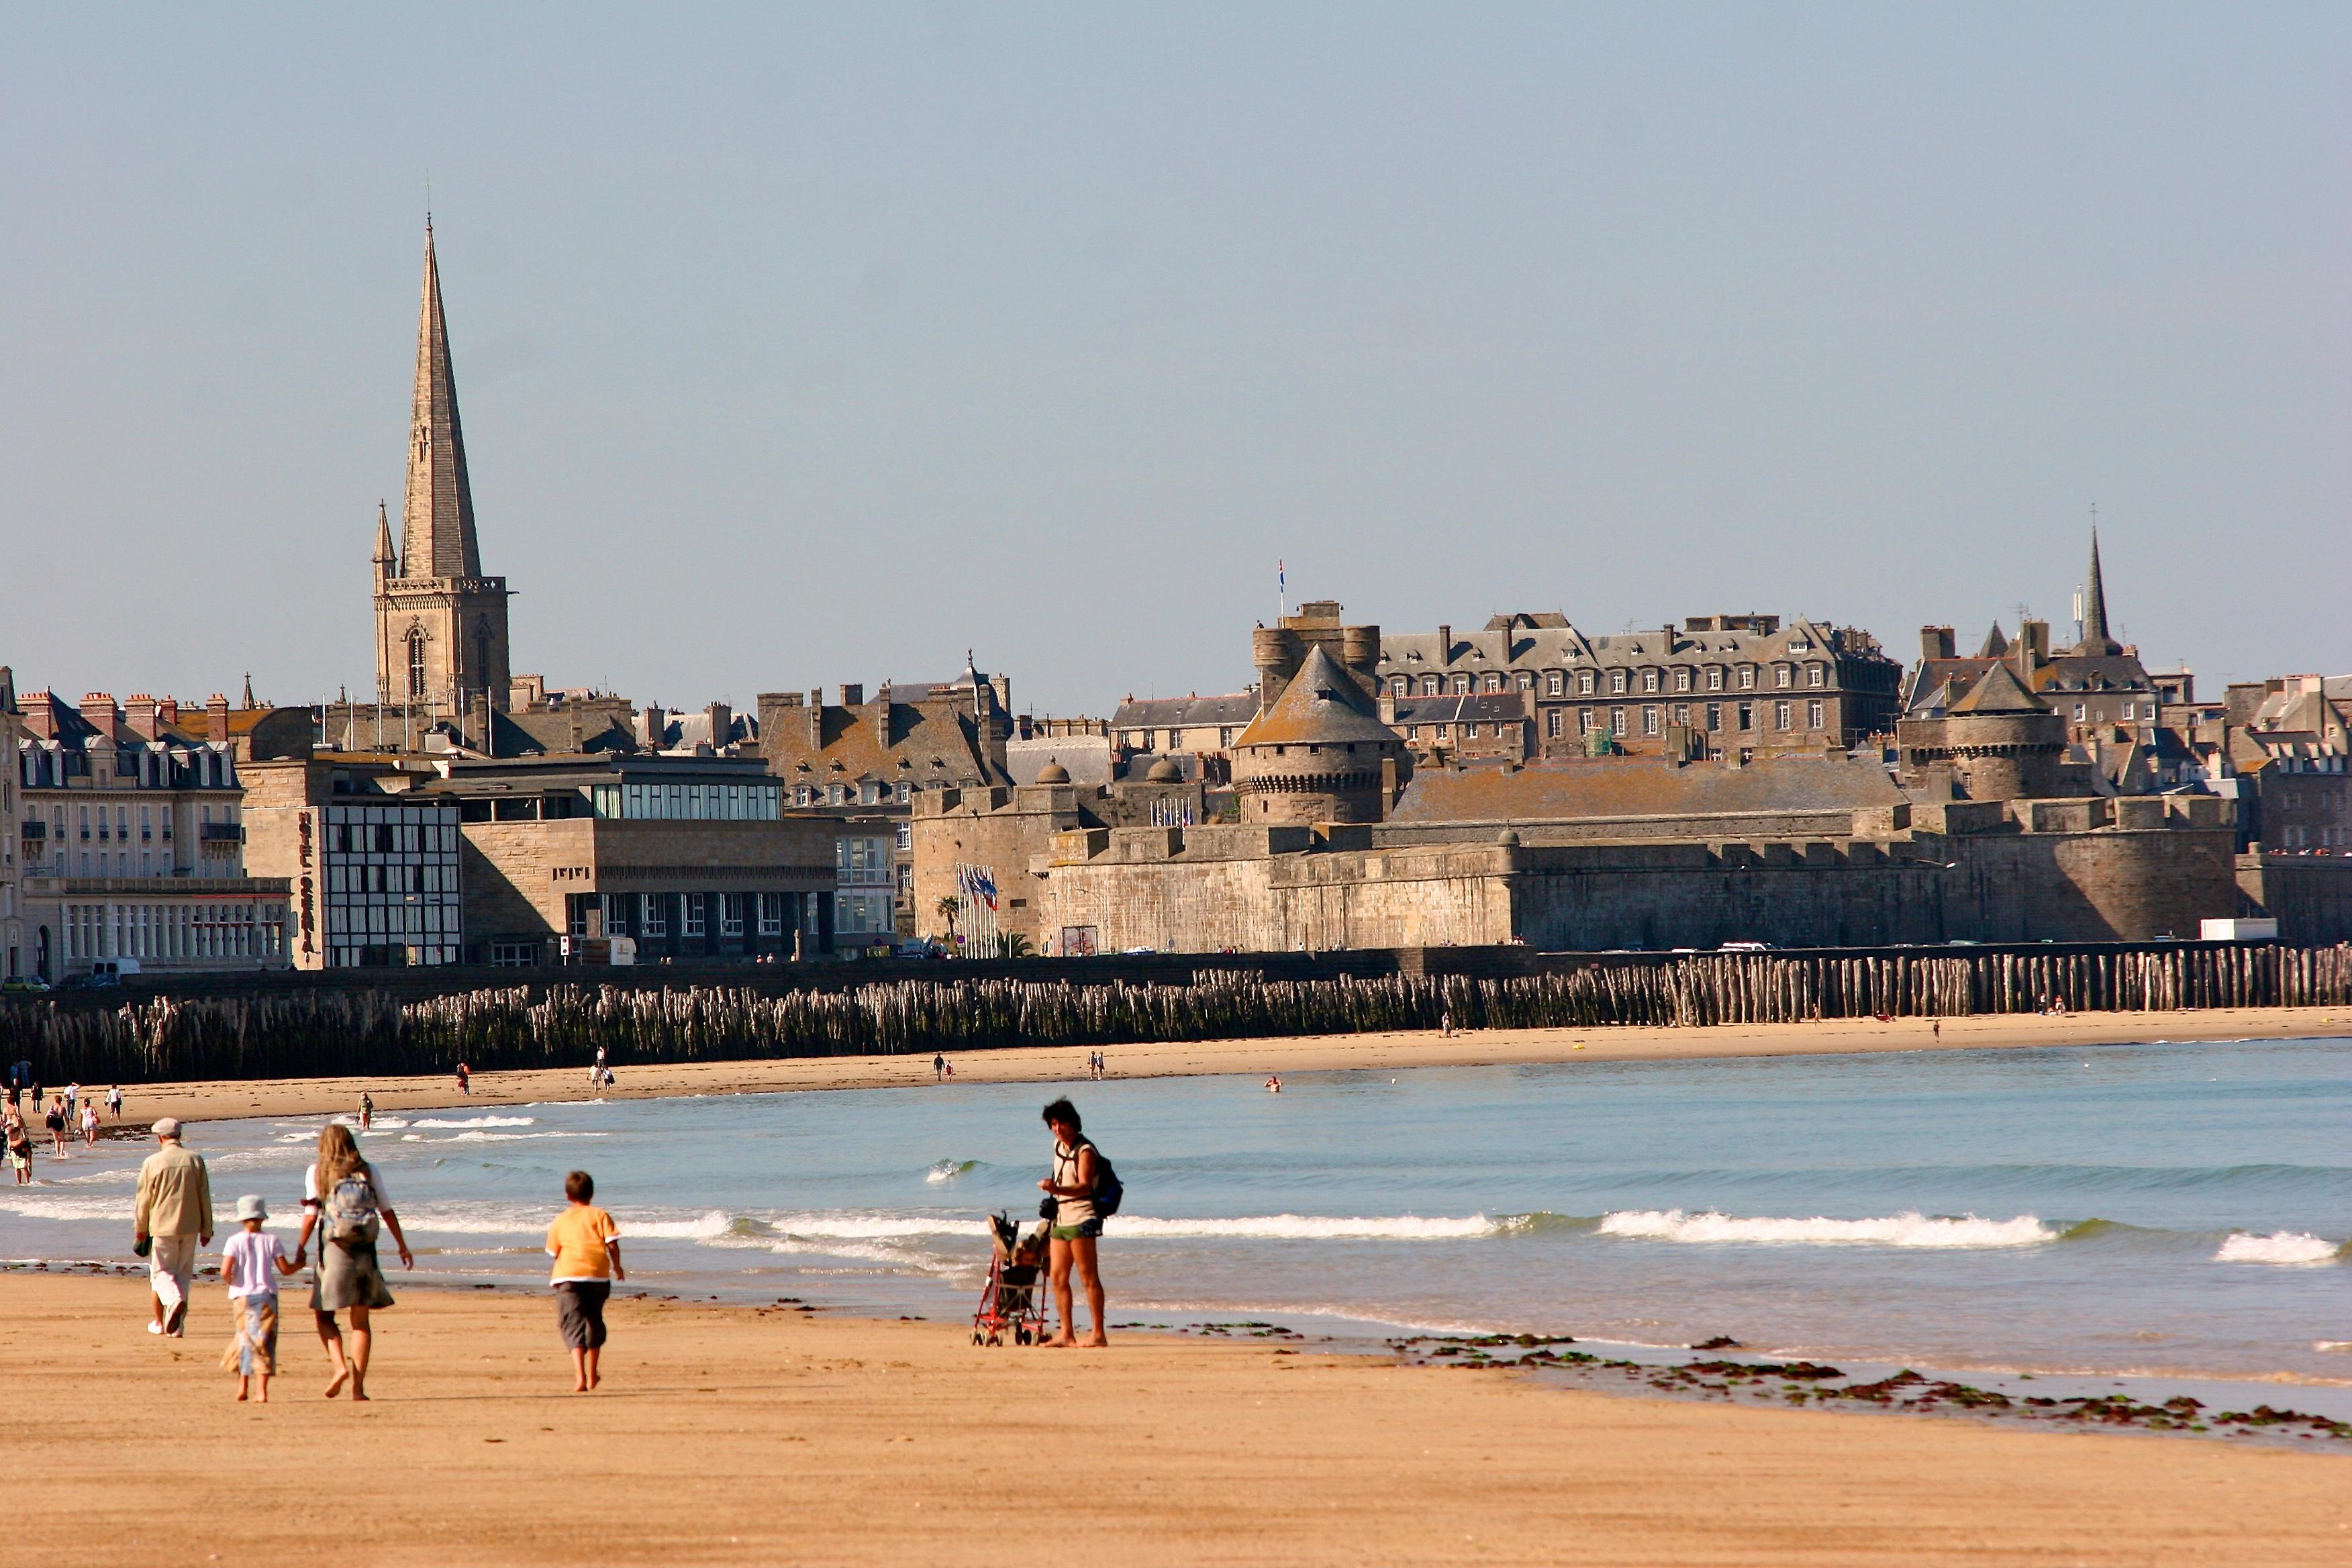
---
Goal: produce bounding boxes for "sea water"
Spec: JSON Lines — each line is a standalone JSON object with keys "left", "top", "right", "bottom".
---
{"left": 7, "top": 1038, "right": 2347, "bottom": 1392}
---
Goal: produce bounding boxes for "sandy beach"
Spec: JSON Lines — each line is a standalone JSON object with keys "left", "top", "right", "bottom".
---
{"left": 3, "top": 1273, "right": 2342, "bottom": 1566}
{"left": 84, "top": 1003, "right": 2352, "bottom": 1126}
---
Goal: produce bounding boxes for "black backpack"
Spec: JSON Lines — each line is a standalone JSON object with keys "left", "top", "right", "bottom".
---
{"left": 1083, "top": 1138, "right": 1124, "bottom": 1218}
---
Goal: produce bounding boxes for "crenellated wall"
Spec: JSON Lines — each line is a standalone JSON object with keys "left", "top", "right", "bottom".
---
{"left": 1034, "top": 802, "right": 2244, "bottom": 954}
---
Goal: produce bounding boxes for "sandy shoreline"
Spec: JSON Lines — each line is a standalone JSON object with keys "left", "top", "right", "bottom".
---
{"left": 5, "top": 1274, "right": 2343, "bottom": 1567}
{"left": 77, "top": 1003, "right": 2352, "bottom": 1126}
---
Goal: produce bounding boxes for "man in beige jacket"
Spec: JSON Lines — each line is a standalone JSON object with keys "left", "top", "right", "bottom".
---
{"left": 132, "top": 1118, "right": 212, "bottom": 1337}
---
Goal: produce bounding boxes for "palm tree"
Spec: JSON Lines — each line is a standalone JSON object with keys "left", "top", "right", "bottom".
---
{"left": 934, "top": 895, "right": 961, "bottom": 944}
{"left": 997, "top": 932, "right": 1034, "bottom": 959}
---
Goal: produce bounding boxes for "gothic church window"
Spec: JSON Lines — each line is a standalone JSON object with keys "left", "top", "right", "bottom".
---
{"left": 407, "top": 631, "right": 428, "bottom": 699}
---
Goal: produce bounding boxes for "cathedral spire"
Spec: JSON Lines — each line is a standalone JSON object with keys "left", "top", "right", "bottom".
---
{"left": 2077, "top": 526, "right": 2119, "bottom": 656}
{"left": 401, "top": 217, "right": 481, "bottom": 580}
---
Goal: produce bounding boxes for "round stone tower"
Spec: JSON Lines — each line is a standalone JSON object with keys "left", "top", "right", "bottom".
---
{"left": 1904, "top": 660, "right": 2067, "bottom": 801}
{"left": 1231, "top": 646, "right": 1404, "bottom": 824}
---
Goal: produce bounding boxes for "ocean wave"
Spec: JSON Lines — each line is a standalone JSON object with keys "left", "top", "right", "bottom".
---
{"left": 1596, "top": 1209, "right": 2057, "bottom": 1248}
{"left": 397, "top": 1130, "right": 607, "bottom": 1144}
{"left": 2214, "top": 1231, "right": 2342, "bottom": 1266}
{"left": 1108, "top": 1214, "right": 1502, "bottom": 1241}
{"left": 408, "top": 1116, "right": 534, "bottom": 1130}
{"left": 0, "top": 1194, "right": 136, "bottom": 1222}
{"left": 924, "top": 1159, "right": 980, "bottom": 1185}
{"left": 624, "top": 1210, "right": 738, "bottom": 1240}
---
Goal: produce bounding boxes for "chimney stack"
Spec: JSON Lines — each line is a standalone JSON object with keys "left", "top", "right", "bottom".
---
{"left": 205, "top": 693, "right": 231, "bottom": 744}
{"left": 81, "top": 692, "right": 120, "bottom": 736}
{"left": 124, "top": 694, "right": 160, "bottom": 740}
{"left": 838, "top": 684, "right": 863, "bottom": 708}
{"left": 1920, "top": 626, "right": 1955, "bottom": 662}
{"left": 706, "top": 701, "right": 733, "bottom": 751}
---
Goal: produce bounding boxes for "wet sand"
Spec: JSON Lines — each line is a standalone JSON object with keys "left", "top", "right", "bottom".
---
{"left": 92, "top": 1003, "right": 2352, "bottom": 1126}
{"left": 6, "top": 1274, "right": 2343, "bottom": 1566}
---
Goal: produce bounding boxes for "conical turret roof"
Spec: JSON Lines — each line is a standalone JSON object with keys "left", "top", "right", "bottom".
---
{"left": 1236, "top": 645, "right": 1398, "bottom": 748}
{"left": 1949, "top": 658, "right": 2048, "bottom": 716}
{"left": 1976, "top": 622, "right": 2010, "bottom": 659}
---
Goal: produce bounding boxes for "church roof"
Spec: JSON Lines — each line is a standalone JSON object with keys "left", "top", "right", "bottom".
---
{"left": 400, "top": 219, "right": 482, "bottom": 580}
{"left": 1237, "top": 645, "right": 1399, "bottom": 749}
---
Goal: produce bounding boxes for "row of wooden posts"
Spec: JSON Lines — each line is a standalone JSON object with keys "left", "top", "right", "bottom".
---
{"left": 1, "top": 943, "right": 2346, "bottom": 1084}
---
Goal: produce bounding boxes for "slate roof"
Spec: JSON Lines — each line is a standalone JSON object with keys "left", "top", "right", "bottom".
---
{"left": 1236, "top": 646, "right": 1400, "bottom": 749}
{"left": 1948, "top": 660, "right": 2047, "bottom": 716}
{"left": 1389, "top": 693, "right": 1530, "bottom": 726}
{"left": 1111, "top": 693, "right": 1259, "bottom": 730}
{"left": 1377, "top": 614, "right": 1880, "bottom": 685}
{"left": 763, "top": 697, "right": 1009, "bottom": 789}
{"left": 1387, "top": 753, "right": 1904, "bottom": 826}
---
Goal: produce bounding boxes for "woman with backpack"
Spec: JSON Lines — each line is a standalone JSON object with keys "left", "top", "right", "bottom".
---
{"left": 292, "top": 1122, "right": 411, "bottom": 1401}
{"left": 1036, "top": 1097, "right": 1115, "bottom": 1349}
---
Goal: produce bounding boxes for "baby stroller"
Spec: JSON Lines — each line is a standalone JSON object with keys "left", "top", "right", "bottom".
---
{"left": 972, "top": 1211, "right": 1050, "bottom": 1346}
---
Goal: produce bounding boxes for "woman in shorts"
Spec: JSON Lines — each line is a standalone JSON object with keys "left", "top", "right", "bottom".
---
{"left": 1036, "top": 1098, "right": 1108, "bottom": 1348}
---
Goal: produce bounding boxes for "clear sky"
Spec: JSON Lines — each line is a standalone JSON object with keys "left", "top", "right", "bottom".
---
{"left": 4, "top": 5, "right": 2346, "bottom": 716}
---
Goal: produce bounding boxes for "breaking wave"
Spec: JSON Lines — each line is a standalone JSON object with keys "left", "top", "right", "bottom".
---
{"left": 924, "top": 1159, "right": 980, "bottom": 1185}
{"left": 408, "top": 1116, "right": 535, "bottom": 1130}
{"left": 1108, "top": 1214, "right": 1503, "bottom": 1241}
{"left": 2215, "top": 1231, "right": 2342, "bottom": 1266}
{"left": 1596, "top": 1209, "right": 2059, "bottom": 1248}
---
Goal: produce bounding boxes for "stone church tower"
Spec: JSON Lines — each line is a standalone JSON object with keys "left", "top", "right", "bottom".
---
{"left": 373, "top": 220, "right": 512, "bottom": 716}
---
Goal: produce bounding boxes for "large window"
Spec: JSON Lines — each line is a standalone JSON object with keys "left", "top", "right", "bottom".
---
{"left": 589, "top": 779, "right": 782, "bottom": 820}
{"left": 407, "top": 630, "right": 428, "bottom": 699}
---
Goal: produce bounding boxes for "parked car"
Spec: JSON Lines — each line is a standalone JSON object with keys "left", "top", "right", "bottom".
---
{"left": 0, "top": 977, "right": 50, "bottom": 995}
{"left": 1718, "top": 940, "right": 1773, "bottom": 952}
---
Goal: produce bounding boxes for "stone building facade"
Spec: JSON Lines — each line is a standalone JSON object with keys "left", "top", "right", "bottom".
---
{"left": 371, "top": 221, "right": 512, "bottom": 721}
{"left": 413, "top": 756, "right": 839, "bottom": 966}
{"left": 1373, "top": 609, "right": 1902, "bottom": 760}
{"left": 13, "top": 689, "right": 291, "bottom": 979}
{"left": 0, "top": 671, "right": 20, "bottom": 980}
{"left": 755, "top": 670, "right": 1016, "bottom": 938}
{"left": 909, "top": 770, "right": 1206, "bottom": 955}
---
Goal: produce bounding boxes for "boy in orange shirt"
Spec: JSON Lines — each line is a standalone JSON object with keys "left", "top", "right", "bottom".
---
{"left": 545, "top": 1169, "right": 624, "bottom": 1392}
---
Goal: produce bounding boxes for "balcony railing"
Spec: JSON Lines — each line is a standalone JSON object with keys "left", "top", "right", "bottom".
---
{"left": 199, "top": 822, "right": 244, "bottom": 842}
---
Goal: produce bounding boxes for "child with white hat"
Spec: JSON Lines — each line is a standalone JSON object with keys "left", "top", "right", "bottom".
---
{"left": 219, "top": 1195, "right": 299, "bottom": 1402}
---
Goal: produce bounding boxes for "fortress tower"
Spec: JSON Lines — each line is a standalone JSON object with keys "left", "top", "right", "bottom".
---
{"left": 373, "top": 219, "right": 513, "bottom": 716}
{"left": 1231, "top": 645, "right": 1406, "bottom": 824}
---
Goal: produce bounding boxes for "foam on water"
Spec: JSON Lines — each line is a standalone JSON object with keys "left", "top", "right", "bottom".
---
{"left": 0, "top": 1194, "right": 136, "bottom": 1222}
{"left": 1109, "top": 1214, "right": 1502, "bottom": 1240}
{"left": 924, "top": 1159, "right": 980, "bottom": 1185}
{"left": 408, "top": 1116, "right": 534, "bottom": 1130}
{"left": 1596, "top": 1209, "right": 2058, "bottom": 1248}
{"left": 2214, "top": 1230, "right": 2341, "bottom": 1266}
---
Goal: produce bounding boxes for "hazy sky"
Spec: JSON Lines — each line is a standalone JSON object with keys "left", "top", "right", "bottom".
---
{"left": 5, "top": 5, "right": 2346, "bottom": 716}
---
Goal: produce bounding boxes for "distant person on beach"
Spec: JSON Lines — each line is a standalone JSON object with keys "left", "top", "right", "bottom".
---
{"left": 6, "top": 1111, "right": 30, "bottom": 1183}
{"left": 65, "top": 1083, "right": 79, "bottom": 1123}
{"left": 1037, "top": 1097, "right": 1108, "bottom": 1349}
{"left": 359, "top": 1093, "right": 374, "bottom": 1129}
{"left": 80, "top": 1100, "right": 98, "bottom": 1148}
{"left": 133, "top": 1118, "right": 213, "bottom": 1338}
{"left": 107, "top": 1085, "right": 122, "bottom": 1122}
{"left": 45, "top": 1097, "right": 68, "bottom": 1157}
{"left": 546, "top": 1169, "right": 624, "bottom": 1393}
{"left": 933, "top": 1054, "right": 946, "bottom": 1083}
{"left": 295, "top": 1123, "right": 411, "bottom": 1401}
{"left": 218, "top": 1194, "right": 298, "bottom": 1402}
{"left": 455, "top": 1063, "right": 471, "bottom": 1095}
